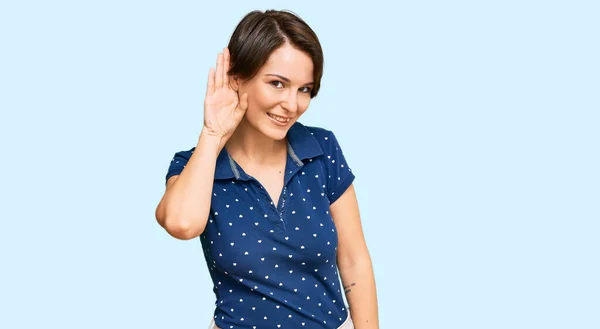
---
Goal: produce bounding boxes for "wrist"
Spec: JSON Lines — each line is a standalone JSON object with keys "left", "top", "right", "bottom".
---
{"left": 198, "top": 129, "right": 225, "bottom": 156}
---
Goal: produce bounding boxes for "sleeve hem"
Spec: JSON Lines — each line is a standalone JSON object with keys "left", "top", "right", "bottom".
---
{"left": 165, "top": 168, "right": 184, "bottom": 186}
{"left": 328, "top": 173, "right": 355, "bottom": 205}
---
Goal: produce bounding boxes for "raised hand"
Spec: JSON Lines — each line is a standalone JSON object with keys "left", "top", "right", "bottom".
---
{"left": 202, "top": 48, "right": 248, "bottom": 140}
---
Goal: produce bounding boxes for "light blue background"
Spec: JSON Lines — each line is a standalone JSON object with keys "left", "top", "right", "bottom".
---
{"left": 1, "top": 0, "right": 598, "bottom": 328}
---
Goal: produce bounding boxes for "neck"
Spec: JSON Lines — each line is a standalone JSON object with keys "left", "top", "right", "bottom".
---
{"left": 225, "top": 118, "right": 287, "bottom": 166}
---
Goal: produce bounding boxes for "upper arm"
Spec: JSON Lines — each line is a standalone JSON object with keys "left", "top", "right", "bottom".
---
{"left": 318, "top": 130, "right": 355, "bottom": 204}
{"left": 316, "top": 129, "right": 364, "bottom": 264}
{"left": 156, "top": 175, "right": 180, "bottom": 227}
{"left": 156, "top": 148, "right": 194, "bottom": 228}
{"left": 330, "top": 184, "right": 369, "bottom": 268}
{"left": 165, "top": 175, "right": 179, "bottom": 190}
{"left": 164, "top": 147, "right": 195, "bottom": 186}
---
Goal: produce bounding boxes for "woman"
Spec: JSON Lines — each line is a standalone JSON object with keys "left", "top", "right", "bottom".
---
{"left": 155, "top": 10, "right": 379, "bottom": 329}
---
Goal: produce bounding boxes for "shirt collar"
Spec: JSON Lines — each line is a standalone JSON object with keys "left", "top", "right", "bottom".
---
{"left": 214, "top": 121, "right": 323, "bottom": 180}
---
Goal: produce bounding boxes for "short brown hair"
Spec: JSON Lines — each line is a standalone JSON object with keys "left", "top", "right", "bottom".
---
{"left": 227, "top": 10, "right": 324, "bottom": 98}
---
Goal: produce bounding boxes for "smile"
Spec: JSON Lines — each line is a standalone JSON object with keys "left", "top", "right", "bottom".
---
{"left": 267, "top": 113, "right": 291, "bottom": 124}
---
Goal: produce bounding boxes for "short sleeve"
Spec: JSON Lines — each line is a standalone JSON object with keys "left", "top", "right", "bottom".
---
{"left": 322, "top": 131, "right": 355, "bottom": 204}
{"left": 165, "top": 147, "right": 195, "bottom": 185}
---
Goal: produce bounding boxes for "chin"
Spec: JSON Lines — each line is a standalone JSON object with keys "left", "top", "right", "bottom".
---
{"left": 260, "top": 123, "right": 290, "bottom": 141}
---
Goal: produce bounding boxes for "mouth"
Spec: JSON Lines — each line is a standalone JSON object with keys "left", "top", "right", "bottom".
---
{"left": 267, "top": 113, "right": 291, "bottom": 125}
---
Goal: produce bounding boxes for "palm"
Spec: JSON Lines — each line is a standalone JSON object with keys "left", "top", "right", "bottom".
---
{"left": 204, "top": 88, "right": 242, "bottom": 136}
{"left": 203, "top": 48, "right": 248, "bottom": 138}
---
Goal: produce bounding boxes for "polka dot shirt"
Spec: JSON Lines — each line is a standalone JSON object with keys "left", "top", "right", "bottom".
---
{"left": 165, "top": 122, "right": 355, "bottom": 329}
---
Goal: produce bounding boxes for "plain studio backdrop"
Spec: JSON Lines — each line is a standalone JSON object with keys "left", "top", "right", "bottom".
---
{"left": 1, "top": 1, "right": 598, "bottom": 328}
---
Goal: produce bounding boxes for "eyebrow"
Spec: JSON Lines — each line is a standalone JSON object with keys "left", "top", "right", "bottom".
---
{"left": 265, "top": 74, "right": 314, "bottom": 86}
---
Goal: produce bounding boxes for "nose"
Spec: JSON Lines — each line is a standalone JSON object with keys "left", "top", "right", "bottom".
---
{"left": 282, "top": 90, "right": 298, "bottom": 113}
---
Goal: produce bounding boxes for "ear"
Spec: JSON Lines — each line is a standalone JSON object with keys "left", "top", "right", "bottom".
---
{"left": 230, "top": 75, "right": 241, "bottom": 92}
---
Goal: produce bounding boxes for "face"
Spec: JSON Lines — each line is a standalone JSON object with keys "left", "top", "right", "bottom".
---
{"left": 233, "top": 43, "right": 314, "bottom": 141}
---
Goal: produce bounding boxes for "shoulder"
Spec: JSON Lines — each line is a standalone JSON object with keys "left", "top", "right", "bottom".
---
{"left": 298, "top": 124, "right": 355, "bottom": 203}
{"left": 301, "top": 124, "right": 333, "bottom": 138}
{"left": 171, "top": 147, "right": 196, "bottom": 162}
{"left": 297, "top": 123, "right": 351, "bottom": 168}
{"left": 298, "top": 124, "right": 340, "bottom": 150}
{"left": 165, "top": 146, "right": 196, "bottom": 182}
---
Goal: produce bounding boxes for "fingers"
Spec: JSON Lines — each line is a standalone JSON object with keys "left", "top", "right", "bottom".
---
{"left": 206, "top": 67, "right": 215, "bottom": 96}
{"left": 223, "top": 48, "right": 230, "bottom": 87}
{"left": 215, "top": 52, "right": 224, "bottom": 89}
{"left": 206, "top": 49, "right": 230, "bottom": 96}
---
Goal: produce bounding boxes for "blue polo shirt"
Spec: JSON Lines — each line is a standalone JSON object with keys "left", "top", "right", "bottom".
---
{"left": 165, "top": 122, "right": 355, "bottom": 329}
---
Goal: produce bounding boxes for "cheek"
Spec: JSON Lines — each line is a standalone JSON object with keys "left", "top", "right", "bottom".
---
{"left": 246, "top": 90, "right": 272, "bottom": 116}
{"left": 298, "top": 96, "right": 311, "bottom": 113}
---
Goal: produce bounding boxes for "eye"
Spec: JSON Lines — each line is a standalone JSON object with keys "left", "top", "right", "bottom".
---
{"left": 269, "top": 80, "right": 284, "bottom": 88}
{"left": 299, "top": 86, "right": 312, "bottom": 94}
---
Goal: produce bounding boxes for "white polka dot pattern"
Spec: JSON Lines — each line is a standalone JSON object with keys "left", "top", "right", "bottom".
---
{"left": 166, "top": 123, "right": 355, "bottom": 329}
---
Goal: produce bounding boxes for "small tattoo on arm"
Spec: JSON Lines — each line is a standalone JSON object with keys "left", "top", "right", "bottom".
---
{"left": 344, "top": 282, "right": 356, "bottom": 293}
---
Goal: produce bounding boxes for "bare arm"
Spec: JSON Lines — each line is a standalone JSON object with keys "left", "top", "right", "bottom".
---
{"left": 155, "top": 131, "right": 223, "bottom": 240}
{"left": 155, "top": 48, "right": 247, "bottom": 240}
{"left": 331, "top": 184, "right": 379, "bottom": 328}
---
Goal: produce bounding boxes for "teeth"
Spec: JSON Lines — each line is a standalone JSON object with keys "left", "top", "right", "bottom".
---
{"left": 268, "top": 113, "right": 290, "bottom": 123}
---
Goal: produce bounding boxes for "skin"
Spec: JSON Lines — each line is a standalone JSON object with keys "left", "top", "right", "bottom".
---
{"left": 228, "top": 43, "right": 380, "bottom": 328}
{"left": 226, "top": 42, "right": 315, "bottom": 206}
{"left": 331, "top": 185, "right": 380, "bottom": 328}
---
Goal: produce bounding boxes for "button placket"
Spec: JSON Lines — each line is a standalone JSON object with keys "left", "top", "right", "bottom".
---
{"left": 277, "top": 186, "right": 288, "bottom": 230}
{"left": 254, "top": 182, "right": 286, "bottom": 231}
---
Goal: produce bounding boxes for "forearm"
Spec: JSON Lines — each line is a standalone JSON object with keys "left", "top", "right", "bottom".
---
{"left": 339, "top": 253, "right": 379, "bottom": 329}
{"left": 157, "top": 130, "right": 223, "bottom": 239}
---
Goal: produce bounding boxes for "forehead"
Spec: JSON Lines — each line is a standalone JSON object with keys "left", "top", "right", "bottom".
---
{"left": 258, "top": 44, "right": 314, "bottom": 82}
